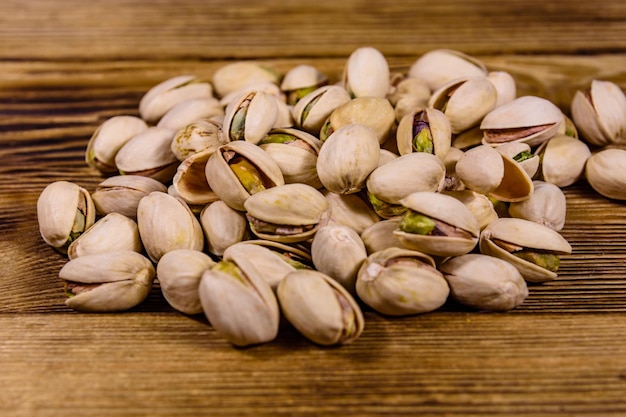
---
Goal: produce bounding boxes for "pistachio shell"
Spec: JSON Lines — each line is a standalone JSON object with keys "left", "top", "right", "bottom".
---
{"left": 223, "top": 90, "right": 279, "bottom": 144}
{"left": 487, "top": 71, "right": 517, "bottom": 108}
{"left": 281, "top": 64, "right": 328, "bottom": 105}
{"left": 91, "top": 175, "right": 168, "bottom": 219}
{"left": 343, "top": 46, "right": 390, "bottom": 98}
{"left": 408, "top": 49, "right": 487, "bottom": 92}
{"left": 212, "top": 62, "right": 280, "bottom": 98}
{"left": 439, "top": 254, "right": 528, "bottom": 311}
{"left": 200, "top": 200, "right": 248, "bottom": 257}
{"left": 170, "top": 118, "right": 225, "bottom": 162}
{"left": 323, "top": 97, "right": 395, "bottom": 144}
{"left": 356, "top": 247, "right": 449, "bottom": 316}
{"left": 585, "top": 148, "right": 626, "bottom": 200}
{"left": 537, "top": 134, "right": 591, "bottom": 188}
{"left": 508, "top": 181, "right": 567, "bottom": 231}
{"left": 67, "top": 213, "right": 142, "bottom": 260}
{"left": 157, "top": 249, "right": 216, "bottom": 315}
{"left": 455, "top": 145, "right": 504, "bottom": 194}
{"left": 495, "top": 142, "right": 539, "bottom": 178}
{"left": 324, "top": 191, "right": 381, "bottom": 235}
{"left": 139, "top": 75, "right": 213, "bottom": 123}
{"left": 396, "top": 108, "right": 452, "bottom": 160}
{"left": 172, "top": 148, "right": 220, "bottom": 206}
{"left": 292, "top": 85, "right": 351, "bottom": 134}
{"left": 443, "top": 190, "right": 498, "bottom": 231}
{"left": 277, "top": 270, "right": 364, "bottom": 346}
{"left": 360, "top": 219, "right": 404, "bottom": 254}
{"left": 488, "top": 153, "right": 534, "bottom": 203}
{"left": 156, "top": 97, "right": 224, "bottom": 132}
{"left": 387, "top": 76, "right": 431, "bottom": 122}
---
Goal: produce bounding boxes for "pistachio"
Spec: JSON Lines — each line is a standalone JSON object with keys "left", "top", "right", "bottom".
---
{"left": 292, "top": 85, "right": 351, "bottom": 135}
{"left": 199, "top": 259, "right": 280, "bottom": 347}
{"left": 495, "top": 142, "right": 539, "bottom": 178}
{"left": 342, "top": 46, "right": 390, "bottom": 98}
{"left": 212, "top": 62, "right": 281, "bottom": 98}
{"left": 171, "top": 148, "right": 220, "bottom": 206}
{"left": 323, "top": 190, "right": 381, "bottom": 235}
{"left": 280, "top": 64, "right": 329, "bottom": 106}
{"left": 156, "top": 249, "right": 216, "bottom": 315}
{"left": 585, "top": 148, "right": 626, "bottom": 200}
{"left": 535, "top": 134, "right": 591, "bottom": 188}
{"left": 67, "top": 213, "right": 142, "bottom": 260}
{"left": 443, "top": 190, "right": 499, "bottom": 231}
{"left": 200, "top": 200, "right": 248, "bottom": 257}
{"left": 408, "top": 49, "right": 488, "bottom": 92}
{"left": 487, "top": 71, "right": 517, "bottom": 108}
{"left": 223, "top": 90, "right": 279, "bottom": 144}
{"left": 439, "top": 254, "right": 528, "bottom": 311}
{"left": 170, "top": 118, "right": 226, "bottom": 161}
{"left": 360, "top": 219, "right": 404, "bottom": 254}
{"left": 387, "top": 76, "right": 431, "bottom": 122}
{"left": 396, "top": 108, "right": 452, "bottom": 160}
{"left": 37, "top": 181, "right": 96, "bottom": 254}
{"left": 156, "top": 97, "right": 224, "bottom": 132}
{"left": 59, "top": 251, "right": 155, "bottom": 312}
{"left": 277, "top": 270, "right": 364, "bottom": 346}
{"left": 91, "top": 175, "right": 167, "bottom": 219}
{"left": 508, "top": 181, "right": 567, "bottom": 231}
{"left": 139, "top": 75, "right": 214, "bottom": 123}
{"left": 356, "top": 247, "right": 449, "bottom": 316}
{"left": 320, "top": 97, "right": 395, "bottom": 144}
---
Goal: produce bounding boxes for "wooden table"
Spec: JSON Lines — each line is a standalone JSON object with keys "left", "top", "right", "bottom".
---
{"left": 2, "top": 1, "right": 626, "bottom": 415}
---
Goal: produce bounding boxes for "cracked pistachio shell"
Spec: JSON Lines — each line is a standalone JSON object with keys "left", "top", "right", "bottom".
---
{"left": 200, "top": 200, "right": 248, "bottom": 257}
{"left": 429, "top": 76, "right": 497, "bottom": 134}
{"left": 258, "top": 128, "right": 323, "bottom": 188}
{"left": 59, "top": 251, "right": 155, "bottom": 312}
{"left": 366, "top": 153, "right": 446, "bottom": 219}
{"left": 293, "top": 85, "right": 351, "bottom": 134}
{"left": 137, "top": 191, "right": 204, "bottom": 262}
{"left": 281, "top": 64, "right": 329, "bottom": 105}
{"left": 324, "top": 191, "right": 381, "bottom": 235}
{"left": 481, "top": 96, "right": 564, "bottom": 147}
{"left": 67, "top": 213, "right": 142, "bottom": 260}
{"left": 536, "top": 134, "right": 591, "bottom": 188}
{"left": 495, "top": 142, "right": 539, "bottom": 178}
{"left": 91, "top": 175, "right": 167, "bottom": 219}
{"left": 342, "top": 46, "right": 390, "bottom": 98}
{"left": 199, "top": 259, "right": 280, "bottom": 347}
{"left": 156, "top": 97, "right": 224, "bottom": 132}
{"left": 170, "top": 119, "right": 225, "bottom": 161}
{"left": 443, "top": 190, "right": 498, "bottom": 231}
{"left": 321, "top": 97, "right": 395, "bottom": 144}
{"left": 114, "top": 126, "right": 179, "bottom": 183}
{"left": 585, "top": 148, "right": 626, "bottom": 200}
{"left": 316, "top": 124, "right": 380, "bottom": 194}
{"left": 172, "top": 148, "right": 220, "bottom": 206}
{"left": 360, "top": 219, "right": 404, "bottom": 255}
{"left": 205, "top": 140, "right": 285, "bottom": 211}
{"left": 218, "top": 81, "right": 284, "bottom": 107}
{"left": 241, "top": 239, "right": 313, "bottom": 269}
{"left": 508, "top": 181, "right": 566, "bottom": 231}
{"left": 311, "top": 225, "right": 367, "bottom": 294}
{"left": 244, "top": 183, "right": 330, "bottom": 243}
{"left": 571, "top": 80, "right": 626, "bottom": 146}
{"left": 439, "top": 254, "right": 528, "bottom": 311}
{"left": 223, "top": 90, "right": 279, "bottom": 144}
{"left": 480, "top": 218, "right": 572, "bottom": 282}
{"left": 394, "top": 191, "right": 479, "bottom": 257}
{"left": 396, "top": 108, "right": 451, "bottom": 161}
{"left": 139, "top": 75, "right": 213, "bottom": 124}
{"left": 408, "top": 49, "right": 487, "bottom": 92}
{"left": 85, "top": 115, "right": 149, "bottom": 173}
{"left": 223, "top": 241, "right": 300, "bottom": 290}
{"left": 487, "top": 71, "right": 517, "bottom": 108}
{"left": 277, "top": 270, "right": 364, "bottom": 346}
{"left": 156, "top": 249, "right": 215, "bottom": 315}
{"left": 212, "top": 62, "right": 281, "bottom": 98}
{"left": 356, "top": 247, "right": 449, "bottom": 316}
{"left": 387, "top": 75, "right": 431, "bottom": 122}
{"left": 37, "top": 181, "right": 96, "bottom": 253}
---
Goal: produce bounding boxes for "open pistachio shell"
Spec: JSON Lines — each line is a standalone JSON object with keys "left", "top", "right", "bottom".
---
{"left": 200, "top": 200, "right": 248, "bottom": 257}
{"left": 172, "top": 148, "right": 220, "bottom": 206}
{"left": 356, "top": 247, "right": 449, "bottom": 316}
{"left": 408, "top": 49, "right": 488, "bottom": 92}
{"left": 495, "top": 142, "right": 539, "bottom": 178}
{"left": 67, "top": 213, "right": 142, "bottom": 260}
{"left": 393, "top": 191, "right": 479, "bottom": 257}
{"left": 479, "top": 218, "right": 572, "bottom": 282}
{"left": 488, "top": 153, "right": 534, "bottom": 203}
{"left": 223, "top": 90, "right": 278, "bottom": 144}
{"left": 292, "top": 85, "right": 351, "bottom": 134}
{"left": 277, "top": 270, "right": 364, "bottom": 346}
{"left": 396, "top": 108, "right": 452, "bottom": 160}
{"left": 324, "top": 191, "right": 381, "bottom": 235}
{"left": 280, "top": 64, "right": 328, "bottom": 105}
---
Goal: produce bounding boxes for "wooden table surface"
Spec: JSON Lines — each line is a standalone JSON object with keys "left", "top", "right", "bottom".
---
{"left": 2, "top": 1, "right": 626, "bottom": 415}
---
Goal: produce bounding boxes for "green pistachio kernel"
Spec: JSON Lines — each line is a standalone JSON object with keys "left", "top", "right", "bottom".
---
{"left": 412, "top": 127, "right": 434, "bottom": 154}
{"left": 513, "top": 150, "right": 534, "bottom": 163}
{"left": 398, "top": 210, "right": 436, "bottom": 235}
{"left": 367, "top": 192, "right": 407, "bottom": 218}
{"left": 258, "top": 133, "right": 297, "bottom": 145}
{"left": 228, "top": 156, "right": 266, "bottom": 194}
{"left": 513, "top": 250, "right": 560, "bottom": 272}
{"left": 229, "top": 103, "right": 248, "bottom": 141}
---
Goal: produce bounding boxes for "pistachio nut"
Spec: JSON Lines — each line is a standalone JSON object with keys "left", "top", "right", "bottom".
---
{"left": 360, "top": 219, "right": 404, "bottom": 255}
{"left": 212, "top": 61, "right": 281, "bottom": 98}
{"left": 222, "top": 90, "right": 279, "bottom": 144}
{"left": 280, "top": 64, "right": 329, "bottom": 105}
{"left": 443, "top": 190, "right": 499, "bottom": 231}
{"left": 59, "top": 250, "right": 155, "bottom": 312}
{"left": 535, "top": 134, "right": 591, "bottom": 188}
{"left": 37, "top": 181, "right": 96, "bottom": 253}
{"left": 479, "top": 218, "right": 572, "bottom": 282}
{"left": 585, "top": 148, "right": 626, "bottom": 200}
{"left": 277, "top": 270, "right": 364, "bottom": 346}
{"left": 171, "top": 148, "right": 220, "bottom": 206}
{"left": 200, "top": 200, "right": 248, "bottom": 257}
{"left": 292, "top": 85, "right": 351, "bottom": 135}
{"left": 441, "top": 146, "right": 466, "bottom": 191}
{"left": 386, "top": 75, "right": 431, "bottom": 122}
{"left": 408, "top": 49, "right": 488, "bottom": 92}
{"left": 323, "top": 190, "right": 381, "bottom": 235}
{"left": 139, "top": 75, "right": 213, "bottom": 123}
{"left": 91, "top": 175, "right": 167, "bottom": 219}
{"left": 67, "top": 213, "right": 142, "bottom": 260}
{"left": 320, "top": 97, "right": 395, "bottom": 144}
{"left": 495, "top": 142, "right": 539, "bottom": 178}
{"left": 487, "top": 71, "right": 517, "bottom": 108}
{"left": 244, "top": 183, "right": 330, "bottom": 243}
{"left": 316, "top": 124, "right": 380, "bottom": 194}
{"left": 394, "top": 191, "right": 479, "bottom": 257}
{"left": 156, "top": 249, "right": 216, "bottom": 315}
{"left": 366, "top": 153, "right": 446, "bottom": 219}
{"left": 218, "top": 81, "right": 285, "bottom": 108}
{"left": 439, "top": 254, "right": 528, "bottom": 311}
{"left": 170, "top": 118, "right": 226, "bottom": 162}
{"left": 156, "top": 97, "right": 224, "bottom": 132}
{"left": 258, "top": 128, "right": 323, "bottom": 188}
{"left": 481, "top": 96, "right": 564, "bottom": 147}
{"left": 198, "top": 259, "right": 280, "bottom": 346}
{"left": 428, "top": 76, "right": 497, "bottom": 134}
{"left": 396, "top": 108, "right": 452, "bottom": 160}
{"left": 85, "top": 115, "right": 149, "bottom": 173}
{"left": 356, "top": 247, "right": 449, "bottom": 316}
{"left": 508, "top": 180, "right": 566, "bottom": 231}
{"left": 137, "top": 191, "right": 204, "bottom": 262}
{"left": 571, "top": 79, "right": 626, "bottom": 146}
{"left": 114, "top": 126, "right": 179, "bottom": 183}
{"left": 241, "top": 239, "right": 313, "bottom": 271}
{"left": 205, "top": 140, "right": 285, "bottom": 211}
{"left": 378, "top": 149, "right": 399, "bottom": 167}
{"left": 342, "top": 46, "right": 390, "bottom": 98}
{"left": 311, "top": 225, "right": 367, "bottom": 294}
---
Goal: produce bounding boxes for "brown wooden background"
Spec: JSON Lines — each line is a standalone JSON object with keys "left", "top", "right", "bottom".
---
{"left": 2, "top": 1, "right": 626, "bottom": 415}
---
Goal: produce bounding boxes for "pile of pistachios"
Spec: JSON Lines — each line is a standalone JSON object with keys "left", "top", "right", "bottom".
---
{"left": 37, "top": 48, "right": 626, "bottom": 347}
